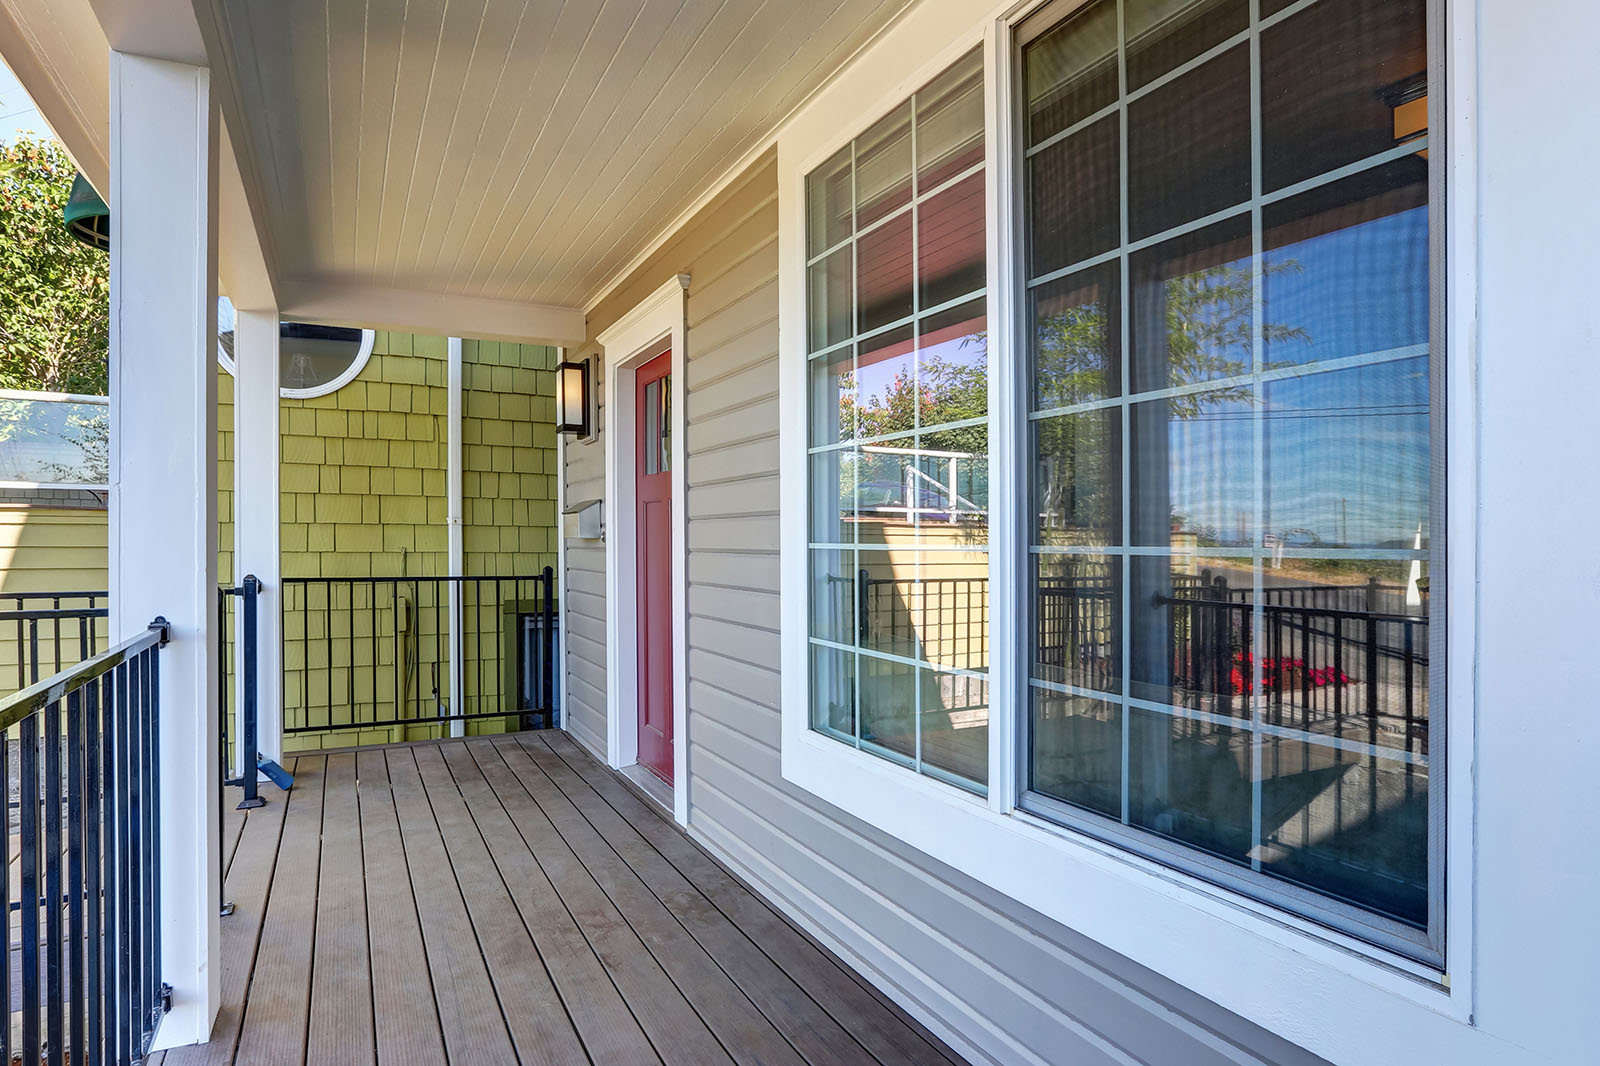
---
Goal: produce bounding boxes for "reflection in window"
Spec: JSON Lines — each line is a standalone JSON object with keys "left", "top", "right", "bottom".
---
{"left": 217, "top": 295, "right": 376, "bottom": 397}
{"left": 806, "top": 49, "right": 990, "bottom": 794}
{"left": 0, "top": 394, "right": 109, "bottom": 487}
{"left": 1021, "top": 0, "right": 1437, "bottom": 948}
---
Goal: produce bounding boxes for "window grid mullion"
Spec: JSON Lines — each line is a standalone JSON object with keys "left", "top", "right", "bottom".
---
{"left": 1248, "top": 0, "right": 1267, "bottom": 876}
{"left": 1116, "top": 0, "right": 1133, "bottom": 829}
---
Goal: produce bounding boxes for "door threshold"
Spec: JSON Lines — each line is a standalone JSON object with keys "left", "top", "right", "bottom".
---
{"left": 619, "top": 763, "right": 675, "bottom": 816}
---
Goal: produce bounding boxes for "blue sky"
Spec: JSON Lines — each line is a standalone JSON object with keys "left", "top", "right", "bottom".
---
{"left": 0, "top": 55, "right": 54, "bottom": 144}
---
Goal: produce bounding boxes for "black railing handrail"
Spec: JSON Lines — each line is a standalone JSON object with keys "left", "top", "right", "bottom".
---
{"left": 0, "top": 618, "right": 168, "bottom": 730}
{"left": 1154, "top": 592, "right": 1427, "bottom": 626}
{"left": 2, "top": 589, "right": 108, "bottom": 602}
{"left": 0, "top": 606, "right": 112, "bottom": 621}
{"left": 283, "top": 574, "right": 544, "bottom": 585}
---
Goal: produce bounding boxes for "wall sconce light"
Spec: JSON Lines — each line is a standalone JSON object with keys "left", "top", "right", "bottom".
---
{"left": 555, "top": 357, "right": 592, "bottom": 437}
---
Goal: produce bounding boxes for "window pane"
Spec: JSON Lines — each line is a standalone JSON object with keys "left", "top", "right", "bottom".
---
{"left": 1129, "top": 214, "right": 1252, "bottom": 395}
{"left": 1025, "top": 0, "right": 1118, "bottom": 144}
{"left": 1260, "top": 0, "right": 1428, "bottom": 193}
{"left": 810, "top": 449, "right": 854, "bottom": 544}
{"left": 279, "top": 324, "right": 367, "bottom": 391}
{"left": 856, "top": 102, "right": 913, "bottom": 229}
{"left": 916, "top": 49, "right": 984, "bottom": 189}
{"left": 807, "top": 145, "right": 853, "bottom": 257}
{"left": 916, "top": 298, "right": 987, "bottom": 431}
{"left": 855, "top": 324, "right": 916, "bottom": 439}
{"left": 1129, "top": 706, "right": 1255, "bottom": 865}
{"left": 918, "top": 173, "right": 986, "bottom": 310}
{"left": 1263, "top": 161, "right": 1429, "bottom": 369}
{"left": 858, "top": 209, "right": 914, "bottom": 334}
{"left": 1264, "top": 359, "right": 1430, "bottom": 550}
{"left": 1029, "top": 114, "right": 1119, "bottom": 278}
{"left": 860, "top": 653, "right": 918, "bottom": 763}
{"left": 810, "top": 348, "right": 856, "bottom": 447}
{"left": 923, "top": 669, "right": 988, "bottom": 788}
{"left": 1128, "top": 554, "right": 1251, "bottom": 715}
{"left": 1032, "top": 263, "right": 1121, "bottom": 408}
{"left": 1126, "top": 0, "right": 1248, "bottom": 91}
{"left": 1126, "top": 43, "right": 1250, "bottom": 240}
{"left": 811, "top": 549, "right": 858, "bottom": 645}
{"left": 1034, "top": 553, "right": 1120, "bottom": 694}
{"left": 1032, "top": 691, "right": 1122, "bottom": 819}
{"left": 808, "top": 247, "right": 852, "bottom": 353}
{"left": 811, "top": 644, "right": 856, "bottom": 738}
{"left": 643, "top": 379, "right": 661, "bottom": 475}
{"left": 1034, "top": 408, "right": 1120, "bottom": 545}
{"left": 1130, "top": 389, "right": 1253, "bottom": 547}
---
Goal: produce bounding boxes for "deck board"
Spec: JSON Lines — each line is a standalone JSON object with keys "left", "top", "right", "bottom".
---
{"left": 305, "top": 753, "right": 375, "bottom": 1066}
{"left": 470, "top": 739, "right": 735, "bottom": 1066}
{"left": 536, "top": 731, "right": 965, "bottom": 1066}
{"left": 355, "top": 748, "right": 447, "bottom": 1066}
{"left": 384, "top": 747, "right": 518, "bottom": 1066}
{"left": 438, "top": 740, "right": 663, "bottom": 1066}
{"left": 175, "top": 734, "right": 973, "bottom": 1066}
{"left": 411, "top": 744, "right": 589, "bottom": 1066}
{"left": 232, "top": 757, "right": 325, "bottom": 1066}
{"left": 494, "top": 736, "right": 810, "bottom": 1066}
{"left": 513, "top": 733, "right": 878, "bottom": 1066}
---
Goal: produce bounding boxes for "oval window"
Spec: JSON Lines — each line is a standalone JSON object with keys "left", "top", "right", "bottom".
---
{"left": 217, "top": 296, "right": 375, "bottom": 398}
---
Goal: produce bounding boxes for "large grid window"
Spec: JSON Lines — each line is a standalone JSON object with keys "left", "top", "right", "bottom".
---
{"left": 801, "top": 0, "right": 1440, "bottom": 961}
{"left": 807, "top": 50, "right": 991, "bottom": 793}
{"left": 1020, "top": 0, "right": 1437, "bottom": 955}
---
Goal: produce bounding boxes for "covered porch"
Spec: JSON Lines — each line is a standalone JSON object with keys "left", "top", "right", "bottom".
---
{"left": 153, "top": 731, "right": 963, "bottom": 1066}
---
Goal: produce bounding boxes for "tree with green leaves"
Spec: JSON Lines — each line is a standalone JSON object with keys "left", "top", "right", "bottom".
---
{"left": 0, "top": 137, "right": 109, "bottom": 395}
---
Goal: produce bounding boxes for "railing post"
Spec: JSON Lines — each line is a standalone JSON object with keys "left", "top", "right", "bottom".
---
{"left": 237, "top": 578, "right": 264, "bottom": 809}
{"left": 542, "top": 566, "right": 556, "bottom": 725}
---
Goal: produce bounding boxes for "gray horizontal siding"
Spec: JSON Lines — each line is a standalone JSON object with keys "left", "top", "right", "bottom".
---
{"left": 562, "top": 155, "right": 1327, "bottom": 1066}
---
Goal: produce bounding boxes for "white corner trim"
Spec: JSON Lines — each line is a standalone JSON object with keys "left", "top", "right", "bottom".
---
{"left": 447, "top": 337, "right": 465, "bottom": 738}
{"left": 599, "top": 274, "right": 691, "bottom": 828}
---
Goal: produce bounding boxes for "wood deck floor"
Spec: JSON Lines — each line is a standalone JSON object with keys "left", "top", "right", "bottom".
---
{"left": 149, "top": 731, "right": 969, "bottom": 1066}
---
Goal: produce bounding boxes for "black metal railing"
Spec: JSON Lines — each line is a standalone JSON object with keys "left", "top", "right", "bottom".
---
{"left": 3, "top": 591, "right": 110, "bottom": 694}
{"left": 0, "top": 617, "right": 170, "bottom": 1065}
{"left": 281, "top": 570, "right": 557, "bottom": 738}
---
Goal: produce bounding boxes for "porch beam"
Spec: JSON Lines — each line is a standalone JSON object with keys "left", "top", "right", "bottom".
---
{"left": 232, "top": 308, "right": 282, "bottom": 767}
{"left": 107, "top": 50, "right": 220, "bottom": 1048}
{"left": 280, "top": 281, "right": 587, "bottom": 347}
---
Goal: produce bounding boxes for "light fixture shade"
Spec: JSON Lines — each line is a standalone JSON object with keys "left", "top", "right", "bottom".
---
{"left": 555, "top": 358, "right": 591, "bottom": 436}
{"left": 63, "top": 173, "right": 110, "bottom": 251}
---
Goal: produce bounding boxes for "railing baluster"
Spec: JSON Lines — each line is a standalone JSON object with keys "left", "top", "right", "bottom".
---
{"left": 20, "top": 700, "right": 41, "bottom": 1063}
{"left": 44, "top": 679, "right": 64, "bottom": 1066}
{"left": 68, "top": 688, "right": 87, "bottom": 1066}
{"left": 87, "top": 675, "right": 105, "bottom": 1066}
{"left": 1, "top": 718, "right": 11, "bottom": 1066}
{"left": 114, "top": 660, "right": 132, "bottom": 1066}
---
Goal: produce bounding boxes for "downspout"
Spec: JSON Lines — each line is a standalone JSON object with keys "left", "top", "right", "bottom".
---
{"left": 447, "top": 337, "right": 465, "bottom": 737}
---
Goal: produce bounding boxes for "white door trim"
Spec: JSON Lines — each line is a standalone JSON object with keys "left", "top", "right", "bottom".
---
{"left": 599, "top": 274, "right": 690, "bottom": 827}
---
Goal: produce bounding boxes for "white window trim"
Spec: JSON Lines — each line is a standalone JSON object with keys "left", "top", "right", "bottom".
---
{"left": 776, "top": 0, "right": 1481, "bottom": 1062}
{"left": 217, "top": 326, "right": 375, "bottom": 399}
{"left": 598, "top": 275, "right": 690, "bottom": 828}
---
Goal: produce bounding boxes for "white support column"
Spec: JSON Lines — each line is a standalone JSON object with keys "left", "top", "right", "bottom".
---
{"left": 233, "top": 308, "right": 282, "bottom": 767}
{"left": 107, "top": 52, "right": 220, "bottom": 1047}
{"left": 447, "top": 337, "right": 465, "bottom": 737}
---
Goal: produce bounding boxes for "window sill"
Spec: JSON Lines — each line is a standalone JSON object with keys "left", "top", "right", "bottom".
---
{"left": 778, "top": 724, "right": 1476, "bottom": 1064}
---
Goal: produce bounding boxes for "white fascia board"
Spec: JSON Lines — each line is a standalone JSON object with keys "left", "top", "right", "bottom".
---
{"left": 282, "top": 281, "right": 587, "bottom": 347}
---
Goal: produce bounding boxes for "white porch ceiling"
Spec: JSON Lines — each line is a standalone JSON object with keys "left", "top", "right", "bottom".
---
{"left": 204, "top": 0, "right": 912, "bottom": 324}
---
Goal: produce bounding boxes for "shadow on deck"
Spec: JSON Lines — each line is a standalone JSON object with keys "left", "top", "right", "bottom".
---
{"left": 149, "top": 731, "right": 968, "bottom": 1066}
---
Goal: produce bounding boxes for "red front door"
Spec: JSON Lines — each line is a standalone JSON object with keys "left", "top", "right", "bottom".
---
{"left": 636, "top": 352, "right": 674, "bottom": 784}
